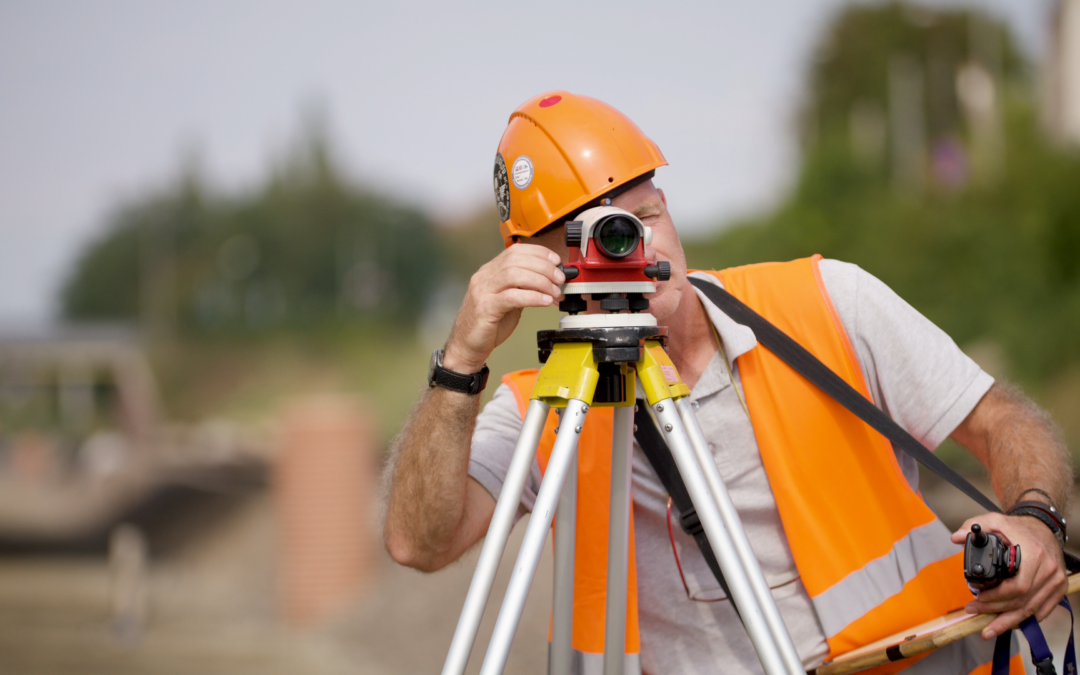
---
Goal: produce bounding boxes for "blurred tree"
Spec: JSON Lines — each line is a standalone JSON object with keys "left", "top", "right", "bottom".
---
{"left": 439, "top": 205, "right": 504, "bottom": 282}
{"left": 61, "top": 124, "right": 444, "bottom": 335}
{"left": 685, "top": 2, "right": 1080, "bottom": 385}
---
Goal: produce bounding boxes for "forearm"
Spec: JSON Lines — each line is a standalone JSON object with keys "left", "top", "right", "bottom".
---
{"left": 382, "top": 243, "right": 562, "bottom": 570}
{"left": 949, "top": 382, "right": 1072, "bottom": 636}
{"left": 955, "top": 383, "right": 1072, "bottom": 509}
{"left": 383, "top": 385, "right": 481, "bottom": 570}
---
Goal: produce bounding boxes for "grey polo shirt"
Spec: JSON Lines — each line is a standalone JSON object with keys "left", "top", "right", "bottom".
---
{"left": 467, "top": 260, "right": 994, "bottom": 674}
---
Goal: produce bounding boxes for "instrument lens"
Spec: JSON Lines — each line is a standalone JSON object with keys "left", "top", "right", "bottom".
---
{"left": 595, "top": 217, "right": 638, "bottom": 258}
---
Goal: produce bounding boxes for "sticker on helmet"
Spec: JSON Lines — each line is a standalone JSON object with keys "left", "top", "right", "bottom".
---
{"left": 511, "top": 156, "right": 533, "bottom": 190}
{"left": 494, "top": 153, "right": 510, "bottom": 222}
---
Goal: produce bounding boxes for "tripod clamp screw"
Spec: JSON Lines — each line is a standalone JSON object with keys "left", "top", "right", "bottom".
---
{"left": 656, "top": 404, "right": 664, "bottom": 412}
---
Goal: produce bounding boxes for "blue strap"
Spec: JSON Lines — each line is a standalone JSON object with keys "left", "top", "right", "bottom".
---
{"left": 1021, "top": 615, "right": 1055, "bottom": 674}
{"left": 1059, "top": 598, "right": 1075, "bottom": 675}
{"left": 992, "top": 631, "right": 1012, "bottom": 675}
{"left": 991, "top": 598, "right": 1076, "bottom": 675}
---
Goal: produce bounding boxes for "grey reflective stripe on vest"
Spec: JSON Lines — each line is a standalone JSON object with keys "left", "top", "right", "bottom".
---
{"left": 549, "top": 644, "right": 642, "bottom": 675}
{"left": 812, "top": 519, "right": 962, "bottom": 638}
{"left": 895, "top": 631, "right": 1015, "bottom": 674}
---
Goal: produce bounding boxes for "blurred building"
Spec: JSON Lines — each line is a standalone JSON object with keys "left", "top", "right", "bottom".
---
{"left": 1045, "top": 0, "right": 1080, "bottom": 144}
{"left": 275, "top": 396, "right": 376, "bottom": 628}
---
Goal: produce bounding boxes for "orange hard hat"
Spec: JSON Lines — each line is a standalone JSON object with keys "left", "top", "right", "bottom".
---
{"left": 494, "top": 91, "right": 667, "bottom": 247}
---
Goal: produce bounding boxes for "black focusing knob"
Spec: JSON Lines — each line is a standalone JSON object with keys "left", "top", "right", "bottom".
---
{"left": 565, "top": 221, "right": 583, "bottom": 248}
{"left": 558, "top": 264, "right": 580, "bottom": 281}
{"left": 644, "top": 261, "right": 671, "bottom": 280}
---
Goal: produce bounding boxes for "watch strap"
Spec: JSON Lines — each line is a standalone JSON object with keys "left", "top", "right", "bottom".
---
{"left": 429, "top": 349, "right": 489, "bottom": 395}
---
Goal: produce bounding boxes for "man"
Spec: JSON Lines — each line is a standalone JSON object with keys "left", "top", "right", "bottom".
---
{"left": 383, "top": 91, "right": 1072, "bottom": 674}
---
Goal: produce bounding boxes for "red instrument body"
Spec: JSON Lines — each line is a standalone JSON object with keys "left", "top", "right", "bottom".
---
{"left": 563, "top": 238, "right": 651, "bottom": 285}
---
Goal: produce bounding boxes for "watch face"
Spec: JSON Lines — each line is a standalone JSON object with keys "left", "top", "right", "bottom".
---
{"left": 428, "top": 349, "right": 443, "bottom": 386}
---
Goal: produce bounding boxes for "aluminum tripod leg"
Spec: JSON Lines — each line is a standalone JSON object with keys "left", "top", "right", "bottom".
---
{"left": 478, "top": 399, "right": 591, "bottom": 675}
{"left": 604, "top": 404, "right": 635, "bottom": 675}
{"left": 550, "top": 422, "right": 576, "bottom": 675}
{"left": 442, "top": 399, "right": 551, "bottom": 675}
{"left": 675, "top": 397, "right": 805, "bottom": 674}
{"left": 650, "top": 399, "right": 796, "bottom": 675}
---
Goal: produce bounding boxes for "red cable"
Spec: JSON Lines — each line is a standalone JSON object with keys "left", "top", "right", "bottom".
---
{"left": 667, "top": 496, "right": 724, "bottom": 603}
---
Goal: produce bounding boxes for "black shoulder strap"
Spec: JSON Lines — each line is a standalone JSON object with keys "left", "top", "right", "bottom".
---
{"left": 687, "top": 275, "right": 1002, "bottom": 513}
{"left": 632, "top": 401, "right": 740, "bottom": 617}
{"left": 632, "top": 275, "right": 1079, "bottom": 603}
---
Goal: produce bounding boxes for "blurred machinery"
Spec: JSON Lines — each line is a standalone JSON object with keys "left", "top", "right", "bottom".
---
{"left": 0, "top": 326, "right": 269, "bottom": 547}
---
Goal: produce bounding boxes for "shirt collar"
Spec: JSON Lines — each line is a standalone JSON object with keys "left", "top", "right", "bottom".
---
{"left": 687, "top": 271, "right": 759, "bottom": 371}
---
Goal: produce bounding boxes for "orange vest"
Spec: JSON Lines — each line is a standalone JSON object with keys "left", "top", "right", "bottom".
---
{"left": 502, "top": 256, "right": 1021, "bottom": 674}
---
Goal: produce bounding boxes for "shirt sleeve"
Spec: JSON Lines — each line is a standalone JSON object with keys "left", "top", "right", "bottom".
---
{"left": 817, "top": 259, "right": 994, "bottom": 451}
{"left": 468, "top": 382, "right": 543, "bottom": 514}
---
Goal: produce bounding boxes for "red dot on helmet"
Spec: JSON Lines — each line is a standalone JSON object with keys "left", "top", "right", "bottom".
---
{"left": 539, "top": 96, "right": 562, "bottom": 108}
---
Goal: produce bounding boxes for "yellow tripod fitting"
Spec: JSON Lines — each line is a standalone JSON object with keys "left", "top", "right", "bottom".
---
{"left": 637, "top": 339, "right": 691, "bottom": 404}
{"left": 532, "top": 338, "right": 686, "bottom": 409}
{"left": 531, "top": 342, "right": 600, "bottom": 407}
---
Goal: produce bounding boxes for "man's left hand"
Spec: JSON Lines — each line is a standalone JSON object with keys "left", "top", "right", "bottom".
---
{"left": 951, "top": 513, "right": 1067, "bottom": 640}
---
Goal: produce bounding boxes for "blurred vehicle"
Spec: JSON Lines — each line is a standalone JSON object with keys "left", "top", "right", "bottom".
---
{"left": 0, "top": 326, "right": 269, "bottom": 547}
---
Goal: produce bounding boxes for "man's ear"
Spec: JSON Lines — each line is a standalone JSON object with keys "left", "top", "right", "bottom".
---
{"left": 657, "top": 187, "right": 668, "bottom": 207}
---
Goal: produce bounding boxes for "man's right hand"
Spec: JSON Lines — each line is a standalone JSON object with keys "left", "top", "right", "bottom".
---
{"left": 442, "top": 243, "right": 564, "bottom": 373}
{"left": 383, "top": 243, "right": 563, "bottom": 572}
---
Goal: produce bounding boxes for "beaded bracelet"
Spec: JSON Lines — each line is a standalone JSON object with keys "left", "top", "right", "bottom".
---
{"left": 1017, "top": 487, "right": 1057, "bottom": 508}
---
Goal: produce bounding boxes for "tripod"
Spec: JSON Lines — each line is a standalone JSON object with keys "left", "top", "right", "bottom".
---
{"left": 441, "top": 310, "right": 805, "bottom": 675}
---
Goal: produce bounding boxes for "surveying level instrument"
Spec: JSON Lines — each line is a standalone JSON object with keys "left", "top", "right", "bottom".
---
{"left": 441, "top": 206, "right": 804, "bottom": 675}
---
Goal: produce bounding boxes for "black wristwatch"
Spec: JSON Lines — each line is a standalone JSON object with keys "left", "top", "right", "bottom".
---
{"left": 1008, "top": 500, "right": 1067, "bottom": 550}
{"left": 428, "top": 349, "right": 490, "bottom": 395}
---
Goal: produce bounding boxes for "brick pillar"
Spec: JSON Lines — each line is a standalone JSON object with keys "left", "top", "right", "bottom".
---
{"left": 275, "top": 395, "right": 376, "bottom": 627}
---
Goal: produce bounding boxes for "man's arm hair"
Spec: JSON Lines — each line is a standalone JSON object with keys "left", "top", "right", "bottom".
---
{"left": 950, "top": 382, "right": 1072, "bottom": 510}
{"left": 949, "top": 381, "right": 1072, "bottom": 637}
{"left": 381, "top": 244, "right": 562, "bottom": 572}
{"left": 381, "top": 386, "right": 496, "bottom": 572}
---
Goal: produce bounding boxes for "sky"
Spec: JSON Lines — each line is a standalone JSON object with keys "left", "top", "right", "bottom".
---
{"left": 0, "top": 0, "right": 1055, "bottom": 324}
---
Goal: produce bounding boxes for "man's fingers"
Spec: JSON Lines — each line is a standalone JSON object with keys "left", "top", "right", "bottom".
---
{"left": 507, "top": 241, "right": 561, "bottom": 263}
{"left": 966, "top": 597, "right": 1024, "bottom": 616}
{"left": 492, "top": 288, "right": 554, "bottom": 311}
{"left": 974, "top": 573, "right": 1053, "bottom": 612}
{"left": 496, "top": 267, "right": 562, "bottom": 299}
{"left": 952, "top": 513, "right": 1009, "bottom": 542}
{"left": 971, "top": 572, "right": 1060, "bottom": 637}
{"left": 973, "top": 567, "right": 1035, "bottom": 605}
{"left": 1035, "top": 593, "right": 1061, "bottom": 623}
{"left": 490, "top": 251, "right": 564, "bottom": 288}
{"left": 983, "top": 605, "right": 1036, "bottom": 640}
{"left": 504, "top": 244, "right": 564, "bottom": 273}
{"left": 473, "top": 266, "right": 559, "bottom": 304}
